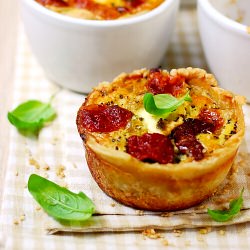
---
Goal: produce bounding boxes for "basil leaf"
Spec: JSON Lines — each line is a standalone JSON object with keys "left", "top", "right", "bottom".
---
{"left": 154, "top": 94, "right": 181, "bottom": 109}
{"left": 28, "top": 174, "right": 95, "bottom": 221}
{"left": 7, "top": 100, "right": 56, "bottom": 134}
{"left": 143, "top": 93, "right": 169, "bottom": 116}
{"left": 207, "top": 188, "right": 244, "bottom": 222}
{"left": 143, "top": 92, "right": 192, "bottom": 116}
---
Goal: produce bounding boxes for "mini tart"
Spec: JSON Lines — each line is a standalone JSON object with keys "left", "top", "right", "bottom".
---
{"left": 76, "top": 68, "right": 245, "bottom": 211}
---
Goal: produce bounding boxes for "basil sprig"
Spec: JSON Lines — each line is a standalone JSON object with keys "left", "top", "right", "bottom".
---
{"left": 7, "top": 100, "right": 56, "bottom": 134}
{"left": 143, "top": 91, "right": 192, "bottom": 116}
{"left": 207, "top": 188, "right": 244, "bottom": 222}
{"left": 28, "top": 174, "right": 95, "bottom": 222}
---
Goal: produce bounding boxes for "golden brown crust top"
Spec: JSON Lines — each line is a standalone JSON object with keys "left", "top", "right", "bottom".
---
{"left": 77, "top": 67, "right": 245, "bottom": 163}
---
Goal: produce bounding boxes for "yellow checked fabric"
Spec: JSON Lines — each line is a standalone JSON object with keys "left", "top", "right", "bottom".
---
{"left": 1, "top": 7, "right": 250, "bottom": 250}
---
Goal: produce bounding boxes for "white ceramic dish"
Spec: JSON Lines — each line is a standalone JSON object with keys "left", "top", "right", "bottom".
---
{"left": 198, "top": 0, "right": 250, "bottom": 101}
{"left": 21, "top": 0, "right": 180, "bottom": 93}
{"left": 181, "top": 0, "right": 196, "bottom": 7}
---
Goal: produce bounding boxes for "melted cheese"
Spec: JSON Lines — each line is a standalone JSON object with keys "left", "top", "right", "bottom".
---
{"left": 197, "top": 133, "right": 219, "bottom": 152}
{"left": 219, "top": 121, "right": 236, "bottom": 145}
{"left": 94, "top": 0, "right": 124, "bottom": 6}
{"left": 137, "top": 108, "right": 162, "bottom": 134}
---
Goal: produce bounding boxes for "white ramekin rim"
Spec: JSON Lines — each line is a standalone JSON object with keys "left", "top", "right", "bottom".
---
{"left": 22, "top": 0, "right": 179, "bottom": 27}
{"left": 198, "top": 0, "right": 249, "bottom": 36}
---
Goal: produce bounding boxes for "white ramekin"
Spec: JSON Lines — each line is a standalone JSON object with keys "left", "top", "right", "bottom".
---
{"left": 21, "top": 0, "right": 180, "bottom": 93}
{"left": 198, "top": 0, "right": 250, "bottom": 100}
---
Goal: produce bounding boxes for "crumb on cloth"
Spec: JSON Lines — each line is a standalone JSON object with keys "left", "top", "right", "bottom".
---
{"left": 56, "top": 164, "right": 66, "bottom": 178}
{"left": 161, "top": 239, "right": 169, "bottom": 246}
{"left": 136, "top": 210, "right": 144, "bottom": 216}
{"left": 13, "top": 213, "right": 26, "bottom": 225}
{"left": 43, "top": 165, "right": 50, "bottom": 171}
{"left": 173, "top": 229, "right": 183, "bottom": 237}
{"left": 142, "top": 228, "right": 163, "bottom": 239}
{"left": 199, "top": 227, "right": 212, "bottom": 234}
{"left": 219, "top": 229, "right": 226, "bottom": 236}
{"left": 29, "top": 157, "right": 40, "bottom": 169}
{"left": 161, "top": 212, "right": 173, "bottom": 217}
{"left": 247, "top": 26, "right": 250, "bottom": 34}
{"left": 141, "top": 229, "right": 172, "bottom": 246}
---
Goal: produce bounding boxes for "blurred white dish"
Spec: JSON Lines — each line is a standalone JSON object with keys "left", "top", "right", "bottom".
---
{"left": 198, "top": 0, "right": 250, "bottom": 100}
{"left": 181, "top": 0, "right": 196, "bottom": 6}
{"left": 21, "top": 0, "right": 180, "bottom": 93}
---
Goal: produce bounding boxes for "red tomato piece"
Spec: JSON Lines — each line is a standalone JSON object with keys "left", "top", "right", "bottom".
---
{"left": 78, "top": 104, "right": 133, "bottom": 132}
{"left": 126, "top": 133, "right": 174, "bottom": 164}
{"left": 171, "top": 118, "right": 216, "bottom": 161}
{"left": 199, "top": 109, "right": 224, "bottom": 131}
{"left": 147, "top": 69, "right": 185, "bottom": 96}
{"left": 36, "top": 0, "right": 68, "bottom": 7}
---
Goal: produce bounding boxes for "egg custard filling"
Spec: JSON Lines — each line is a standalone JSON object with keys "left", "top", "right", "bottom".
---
{"left": 36, "top": 0, "right": 164, "bottom": 20}
{"left": 77, "top": 68, "right": 243, "bottom": 165}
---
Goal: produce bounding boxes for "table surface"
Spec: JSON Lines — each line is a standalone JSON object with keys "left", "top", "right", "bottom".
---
{"left": 1, "top": 1, "right": 250, "bottom": 249}
{"left": 0, "top": 0, "right": 19, "bottom": 205}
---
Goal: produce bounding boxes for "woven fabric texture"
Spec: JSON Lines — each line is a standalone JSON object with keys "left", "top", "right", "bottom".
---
{"left": 1, "top": 8, "right": 250, "bottom": 250}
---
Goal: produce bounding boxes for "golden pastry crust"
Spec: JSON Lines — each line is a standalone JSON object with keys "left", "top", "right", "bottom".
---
{"left": 76, "top": 67, "right": 245, "bottom": 211}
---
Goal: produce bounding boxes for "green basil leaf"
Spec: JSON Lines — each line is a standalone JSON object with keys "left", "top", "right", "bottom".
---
{"left": 207, "top": 208, "right": 235, "bottom": 222}
{"left": 7, "top": 100, "right": 56, "bottom": 134}
{"left": 143, "top": 91, "right": 192, "bottom": 116}
{"left": 207, "top": 188, "right": 244, "bottom": 222}
{"left": 28, "top": 174, "right": 95, "bottom": 221}
{"left": 143, "top": 93, "right": 169, "bottom": 116}
{"left": 229, "top": 188, "right": 244, "bottom": 214}
{"left": 154, "top": 94, "right": 180, "bottom": 109}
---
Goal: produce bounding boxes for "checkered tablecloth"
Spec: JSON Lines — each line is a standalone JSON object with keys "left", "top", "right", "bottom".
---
{"left": 1, "top": 6, "right": 250, "bottom": 250}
